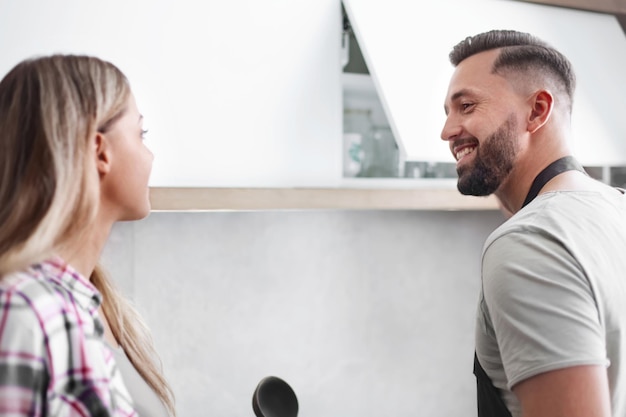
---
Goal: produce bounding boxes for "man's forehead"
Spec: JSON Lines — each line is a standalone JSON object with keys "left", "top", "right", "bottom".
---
{"left": 448, "top": 50, "right": 506, "bottom": 92}
{"left": 455, "top": 49, "right": 500, "bottom": 77}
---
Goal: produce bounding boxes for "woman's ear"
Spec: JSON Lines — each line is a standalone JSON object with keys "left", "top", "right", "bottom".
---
{"left": 95, "top": 132, "right": 111, "bottom": 177}
{"left": 527, "top": 90, "right": 553, "bottom": 134}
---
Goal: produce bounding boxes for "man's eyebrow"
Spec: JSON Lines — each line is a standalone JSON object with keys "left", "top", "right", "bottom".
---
{"left": 450, "top": 89, "right": 473, "bottom": 102}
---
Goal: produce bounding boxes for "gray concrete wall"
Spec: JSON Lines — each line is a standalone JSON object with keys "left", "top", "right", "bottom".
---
{"left": 101, "top": 209, "right": 504, "bottom": 417}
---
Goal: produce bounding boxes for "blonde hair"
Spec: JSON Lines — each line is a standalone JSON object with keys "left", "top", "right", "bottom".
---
{"left": 0, "top": 55, "right": 175, "bottom": 415}
{"left": 92, "top": 265, "right": 176, "bottom": 416}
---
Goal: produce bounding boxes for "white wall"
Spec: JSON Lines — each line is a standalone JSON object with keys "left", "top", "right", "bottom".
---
{"left": 102, "top": 210, "right": 504, "bottom": 417}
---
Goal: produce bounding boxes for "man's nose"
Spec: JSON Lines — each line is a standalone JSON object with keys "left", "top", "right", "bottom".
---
{"left": 440, "top": 114, "right": 462, "bottom": 142}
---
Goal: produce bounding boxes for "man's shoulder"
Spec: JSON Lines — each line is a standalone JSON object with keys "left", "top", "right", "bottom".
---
{"left": 483, "top": 189, "right": 626, "bottom": 268}
{"left": 490, "top": 190, "right": 624, "bottom": 237}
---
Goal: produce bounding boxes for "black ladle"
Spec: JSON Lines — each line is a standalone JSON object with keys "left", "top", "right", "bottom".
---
{"left": 252, "top": 376, "right": 299, "bottom": 417}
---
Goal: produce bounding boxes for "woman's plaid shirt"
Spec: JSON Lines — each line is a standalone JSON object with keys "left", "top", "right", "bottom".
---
{"left": 0, "top": 258, "right": 137, "bottom": 416}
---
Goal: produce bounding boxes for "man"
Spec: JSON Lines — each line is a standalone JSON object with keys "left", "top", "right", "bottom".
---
{"left": 440, "top": 30, "right": 626, "bottom": 417}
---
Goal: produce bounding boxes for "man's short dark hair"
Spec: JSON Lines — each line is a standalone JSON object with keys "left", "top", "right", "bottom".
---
{"left": 449, "top": 30, "right": 576, "bottom": 109}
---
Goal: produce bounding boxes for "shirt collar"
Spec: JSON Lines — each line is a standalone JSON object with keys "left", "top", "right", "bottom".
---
{"left": 38, "top": 257, "right": 103, "bottom": 314}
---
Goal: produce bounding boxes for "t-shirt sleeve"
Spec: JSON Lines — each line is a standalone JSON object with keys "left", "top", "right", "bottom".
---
{"left": 482, "top": 229, "right": 609, "bottom": 389}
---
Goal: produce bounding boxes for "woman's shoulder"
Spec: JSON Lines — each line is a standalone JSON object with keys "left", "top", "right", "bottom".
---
{"left": 1, "top": 263, "right": 70, "bottom": 312}
{"left": 0, "top": 261, "right": 95, "bottom": 343}
{"left": 0, "top": 267, "right": 57, "bottom": 357}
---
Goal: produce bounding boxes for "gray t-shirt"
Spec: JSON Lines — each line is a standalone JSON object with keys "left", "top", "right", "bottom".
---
{"left": 111, "top": 345, "right": 171, "bottom": 417}
{"left": 476, "top": 189, "right": 626, "bottom": 416}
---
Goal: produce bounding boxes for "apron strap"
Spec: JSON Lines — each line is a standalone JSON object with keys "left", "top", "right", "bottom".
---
{"left": 474, "top": 353, "right": 513, "bottom": 417}
{"left": 521, "top": 156, "right": 585, "bottom": 208}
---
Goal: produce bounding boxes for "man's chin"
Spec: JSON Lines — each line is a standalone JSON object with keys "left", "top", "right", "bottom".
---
{"left": 457, "top": 178, "right": 496, "bottom": 197}
{"left": 457, "top": 185, "right": 483, "bottom": 196}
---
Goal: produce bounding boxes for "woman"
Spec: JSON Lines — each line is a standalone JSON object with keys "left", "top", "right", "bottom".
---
{"left": 0, "top": 55, "right": 175, "bottom": 416}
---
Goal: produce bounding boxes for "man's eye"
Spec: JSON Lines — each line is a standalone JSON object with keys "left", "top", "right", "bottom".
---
{"left": 461, "top": 103, "right": 474, "bottom": 112}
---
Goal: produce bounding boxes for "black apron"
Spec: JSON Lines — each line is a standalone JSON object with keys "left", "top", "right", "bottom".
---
{"left": 474, "top": 156, "right": 585, "bottom": 417}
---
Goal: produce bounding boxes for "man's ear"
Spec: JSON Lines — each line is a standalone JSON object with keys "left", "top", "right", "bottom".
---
{"left": 527, "top": 90, "right": 553, "bottom": 134}
{"left": 95, "top": 132, "right": 112, "bottom": 177}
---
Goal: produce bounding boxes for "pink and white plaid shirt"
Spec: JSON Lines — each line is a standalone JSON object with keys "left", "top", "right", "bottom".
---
{"left": 0, "top": 258, "right": 137, "bottom": 416}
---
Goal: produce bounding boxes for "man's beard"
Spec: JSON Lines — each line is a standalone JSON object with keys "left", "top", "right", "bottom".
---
{"left": 457, "top": 114, "right": 518, "bottom": 196}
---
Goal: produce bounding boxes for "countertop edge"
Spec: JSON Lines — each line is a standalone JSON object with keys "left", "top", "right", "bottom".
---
{"left": 148, "top": 187, "right": 500, "bottom": 211}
